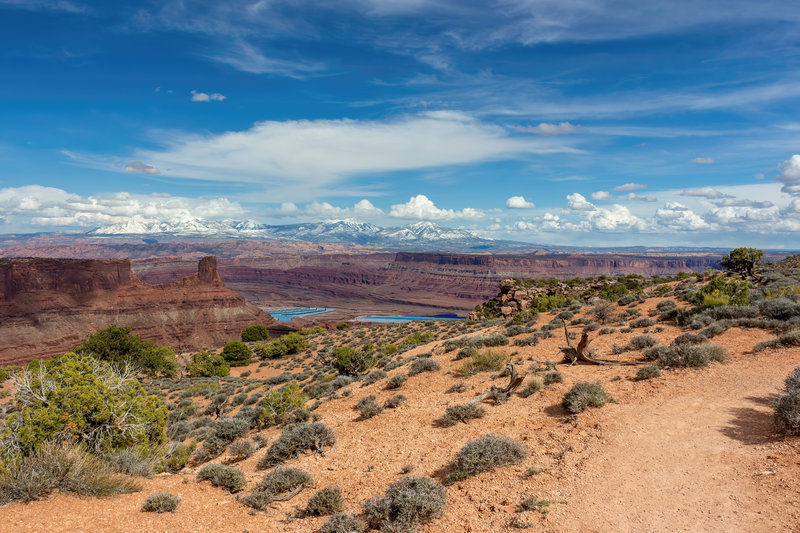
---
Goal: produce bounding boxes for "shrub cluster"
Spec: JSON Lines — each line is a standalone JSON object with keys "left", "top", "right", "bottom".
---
{"left": 774, "top": 367, "right": 800, "bottom": 434}
{"left": 643, "top": 344, "right": 728, "bottom": 368}
{"left": 197, "top": 464, "right": 247, "bottom": 493}
{"left": 307, "top": 486, "right": 344, "bottom": 516}
{"left": 332, "top": 346, "right": 377, "bottom": 375}
{"left": 321, "top": 513, "right": 366, "bottom": 533}
{"left": 241, "top": 324, "right": 270, "bottom": 342}
{"left": 186, "top": 350, "right": 230, "bottom": 377}
{"left": 363, "top": 476, "right": 447, "bottom": 532}
{"left": 408, "top": 357, "right": 441, "bottom": 376}
{"left": 260, "top": 332, "right": 309, "bottom": 359}
{"left": 258, "top": 423, "right": 336, "bottom": 468}
{"left": 241, "top": 466, "right": 312, "bottom": 511}
{"left": 260, "top": 382, "right": 307, "bottom": 427}
{"left": 75, "top": 325, "right": 177, "bottom": 378}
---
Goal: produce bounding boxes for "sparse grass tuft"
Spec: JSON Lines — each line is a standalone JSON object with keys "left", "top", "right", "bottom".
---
{"left": 459, "top": 350, "right": 509, "bottom": 376}
{"left": 445, "top": 434, "right": 528, "bottom": 484}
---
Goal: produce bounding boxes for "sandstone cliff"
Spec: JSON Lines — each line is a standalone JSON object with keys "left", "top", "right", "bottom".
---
{"left": 0, "top": 256, "right": 278, "bottom": 365}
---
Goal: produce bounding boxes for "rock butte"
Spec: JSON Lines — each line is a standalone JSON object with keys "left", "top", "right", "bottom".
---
{"left": 0, "top": 256, "right": 283, "bottom": 365}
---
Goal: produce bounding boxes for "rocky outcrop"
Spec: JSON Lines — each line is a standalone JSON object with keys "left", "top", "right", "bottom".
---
{"left": 0, "top": 256, "right": 278, "bottom": 365}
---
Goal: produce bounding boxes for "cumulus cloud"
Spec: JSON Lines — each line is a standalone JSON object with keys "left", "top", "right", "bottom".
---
{"left": 566, "top": 192, "right": 595, "bottom": 211}
{"left": 102, "top": 112, "right": 578, "bottom": 196}
{"left": 586, "top": 204, "right": 648, "bottom": 231}
{"left": 655, "top": 202, "right": 710, "bottom": 230}
{"left": 590, "top": 191, "right": 611, "bottom": 201}
{"left": 680, "top": 187, "right": 733, "bottom": 199}
{"left": 690, "top": 157, "right": 715, "bottom": 164}
{"left": 777, "top": 154, "right": 800, "bottom": 195}
{"left": 506, "top": 196, "right": 535, "bottom": 209}
{"left": 613, "top": 182, "right": 646, "bottom": 191}
{"left": 625, "top": 193, "right": 656, "bottom": 202}
{"left": 389, "top": 194, "right": 485, "bottom": 221}
{"left": 124, "top": 161, "right": 160, "bottom": 174}
{"left": 266, "top": 199, "right": 384, "bottom": 219}
{"left": 0, "top": 185, "right": 243, "bottom": 229}
{"left": 190, "top": 90, "right": 226, "bottom": 102}
{"left": 516, "top": 122, "right": 577, "bottom": 135}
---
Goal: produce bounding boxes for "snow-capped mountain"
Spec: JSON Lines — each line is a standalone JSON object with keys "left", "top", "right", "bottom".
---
{"left": 87, "top": 217, "right": 512, "bottom": 250}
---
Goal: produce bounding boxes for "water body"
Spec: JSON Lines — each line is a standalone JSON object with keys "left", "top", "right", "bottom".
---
{"left": 264, "top": 307, "right": 334, "bottom": 322}
{"left": 355, "top": 314, "right": 463, "bottom": 323}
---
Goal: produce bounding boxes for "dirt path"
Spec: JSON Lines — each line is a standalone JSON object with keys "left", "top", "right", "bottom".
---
{"left": 547, "top": 346, "right": 800, "bottom": 533}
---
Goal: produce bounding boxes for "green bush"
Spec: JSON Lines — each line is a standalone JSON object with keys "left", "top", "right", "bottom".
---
{"left": 336, "top": 322, "right": 351, "bottom": 330}
{"left": 259, "top": 382, "right": 307, "bottom": 427}
{"left": 258, "top": 423, "right": 336, "bottom": 468}
{"left": 75, "top": 325, "right": 177, "bottom": 378}
{"left": 400, "top": 331, "right": 434, "bottom": 347}
{"left": 636, "top": 365, "right": 662, "bottom": 380}
{"left": 220, "top": 341, "right": 252, "bottom": 367}
{"left": 160, "top": 443, "right": 191, "bottom": 472}
{"left": 321, "top": 513, "right": 366, "bottom": 533}
{"left": 307, "top": 486, "right": 344, "bottom": 516}
{"left": 692, "top": 276, "right": 750, "bottom": 308}
{"left": 363, "top": 476, "right": 446, "bottom": 532}
{"left": 333, "top": 346, "right": 377, "bottom": 375}
{"left": 0, "top": 442, "right": 141, "bottom": 505}
{"left": 260, "top": 332, "right": 309, "bottom": 359}
{"left": 0, "top": 353, "right": 167, "bottom": 458}
{"left": 562, "top": 382, "right": 607, "bottom": 413}
{"left": 197, "top": 464, "right": 246, "bottom": 493}
{"left": 241, "top": 324, "right": 270, "bottom": 342}
{"left": 446, "top": 434, "right": 527, "bottom": 484}
{"left": 186, "top": 350, "right": 230, "bottom": 377}
{"left": 720, "top": 247, "right": 763, "bottom": 278}
{"left": 142, "top": 491, "right": 180, "bottom": 513}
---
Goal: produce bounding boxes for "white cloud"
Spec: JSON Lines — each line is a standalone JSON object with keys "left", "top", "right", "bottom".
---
{"left": 625, "top": 192, "right": 656, "bottom": 202}
{"left": 124, "top": 161, "right": 160, "bottom": 174}
{"left": 190, "top": 90, "right": 226, "bottom": 102}
{"left": 566, "top": 192, "right": 595, "bottom": 211}
{"left": 590, "top": 191, "right": 611, "bottom": 201}
{"left": 266, "top": 199, "right": 384, "bottom": 219}
{"left": 112, "top": 111, "right": 578, "bottom": 198}
{"left": 680, "top": 187, "right": 733, "bottom": 199}
{"left": 506, "top": 195, "right": 535, "bottom": 209}
{"left": 655, "top": 202, "right": 710, "bottom": 231}
{"left": 777, "top": 154, "right": 800, "bottom": 195}
{"left": 389, "top": 194, "right": 486, "bottom": 221}
{"left": 0, "top": 185, "right": 244, "bottom": 229}
{"left": 690, "top": 157, "right": 715, "bottom": 164}
{"left": 613, "top": 182, "right": 646, "bottom": 191}
{"left": 586, "top": 204, "right": 648, "bottom": 231}
{"left": 516, "top": 122, "right": 577, "bottom": 135}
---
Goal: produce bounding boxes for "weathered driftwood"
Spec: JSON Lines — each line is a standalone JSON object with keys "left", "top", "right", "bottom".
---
{"left": 560, "top": 322, "right": 642, "bottom": 366}
{"left": 469, "top": 361, "right": 525, "bottom": 404}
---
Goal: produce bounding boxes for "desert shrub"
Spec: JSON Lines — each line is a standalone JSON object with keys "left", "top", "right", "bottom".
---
{"left": 160, "top": 443, "right": 191, "bottom": 472}
{"left": 704, "top": 305, "right": 759, "bottom": 320}
{"left": 0, "top": 353, "right": 167, "bottom": 458}
{"left": 362, "top": 369, "right": 387, "bottom": 386}
{"left": 446, "top": 382, "right": 467, "bottom": 394}
{"left": 774, "top": 367, "right": 800, "bottom": 434}
{"left": 307, "top": 486, "right": 344, "bottom": 516}
{"left": 0, "top": 442, "right": 141, "bottom": 505}
{"left": 562, "top": 382, "right": 607, "bottom": 413}
{"left": 385, "top": 374, "right": 408, "bottom": 390}
{"left": 321, "top": 513, "right": 366, "bottom": 533}
{"left": 408, "top": 357, "right": 441, "bottom": 376}
{"left": 519, "top": 376, "right": 544, "bottom": 398}
{"left": 692, "top": 276, "right": 750, "bottom": 308}
{"left": 505, "top": 325, "right": 533, "bottom": 337}
{"left": 381, "top": 343, "right": 398, "bottom": 356}
{"left": 186, "top": 350, "right": 230, "bottom": 377}
{"left": 333, "top": 346, "right": 377, "bottom": 376}
{"left": 636, "top": 365, "right": 662, "bottom": 380}
{"left": 363, "top": 476, "right": 447, "bottom": 532}
{"left": 241, "top": 324, "right": 270, "bottom": 342}
{"left": 455, "top": 346, "right": 479, "bottom": 360}
{"left": 384, "top": 356, "right": 414, "bottom": 372}
{"left": 617, "top": 294, "right": 638, "bottom": 306}
{"left": 142, "top": 491, "right": 180, "bottom": 513}
{"left": 75, "top": 325, "right": 177, "bottom": 378}
{"left": 197, "top": 464, "right": 246, "bottom": 493}
{"left": 400, "top": 331, "right": 434, "bottom": 347}
{"left": 754, "top": 330, "right": 800, "bottom": 352}
{"left": 514, "top": 335, "right": 539, "bottom": 347}
{"left": 259, "top": 382, "right": 307, "bottom": 427}
{"left": 672, "top": 332, "right": 707, "bottom": 345}
{"left": 481, "top": 334, "right": 510, "bottom": 347}
{"left": 242, "top": 466, "right": 313, "bottom": 510}
{"left": 0, "top": 366, "right": 18, "bottom": 383}
{"left": 438, "top": 404, "right": 486, "bottom": 427}
{"left": 228, "top": 440, "right": 257, "bottom": 462}
{"left": 459, "top": 350, "right": 509, "bottom": 376}
{"left": 260, "top": 332, "right": 309, "bottom": 359}
{"left": 384, "top": 394, "right": 406, "bottom": 408}
{"left": 656, "top": 300, "right": 677, "bottom": 312}
{"left": 591, "top": 301, "right": 617, "bottom": 324}
{"left": 102, "top": 448, "right": 152, "bottom": 477}
{"left": 760, "top": 298, "right": 800, "bottom": 321}
{"left": 220, "top": 341, "right": 252, "bottom": 367}
{"left": 357, "top": 395, "right": 384, "bottom": 419}
{"left": 643, "top": 344, "right": 728, "bottom": 368}
{"left": 629, "top": 335, "right": 658, "bottom": 350}
{"left": 543, "top": 371, "right": 563, "bottom": 385}
{"left": 258, "top": 423, "right": 336, "bottom": 468}
{"left": 446, "top": 434, "right": 528, "bottom": 484}
{"left": 630, "top": 318, "right": 655, "bottom": 328}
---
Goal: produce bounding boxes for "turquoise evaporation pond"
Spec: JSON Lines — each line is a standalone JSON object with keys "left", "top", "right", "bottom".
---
{"left": 263, "top": 307, "right": 334, "bottom": 322}
{"left": 355, "top": 314, "right": 463, "bottom": 324}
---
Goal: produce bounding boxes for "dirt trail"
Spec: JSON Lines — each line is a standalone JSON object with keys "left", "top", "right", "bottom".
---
{"left": 548, "top": 346, "right": 800, "bottom": 533}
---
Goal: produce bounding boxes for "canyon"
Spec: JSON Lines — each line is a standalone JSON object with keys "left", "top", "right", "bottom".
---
{"left": 0, "top": 256, "right": 281, "bottom": 365}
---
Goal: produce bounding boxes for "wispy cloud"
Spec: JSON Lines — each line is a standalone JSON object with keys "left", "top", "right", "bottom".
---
{"left": 690, "top": 157, "right": 715, "bottom": 164}
{"left": 613, "top": 182, "right": 646, "bottom": 191}
{"left": 516, "top": 122, "right": 577, "bottom": 135}
{"left": 190, "top": 90, "right": 226, "bottom": 102}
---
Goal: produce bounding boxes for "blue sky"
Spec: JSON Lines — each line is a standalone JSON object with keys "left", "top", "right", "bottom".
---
{"left": 1, "top": 0, "right": 800, "bottom": 247}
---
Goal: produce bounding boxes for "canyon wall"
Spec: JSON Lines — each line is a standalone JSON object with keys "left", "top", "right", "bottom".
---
{"left": 0, "top": 256, "right": 279, "bottom": 365}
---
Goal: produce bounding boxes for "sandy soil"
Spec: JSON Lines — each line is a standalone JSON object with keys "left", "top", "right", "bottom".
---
{"left": 3, "top": 311, "right": 800, "bottom": 532}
